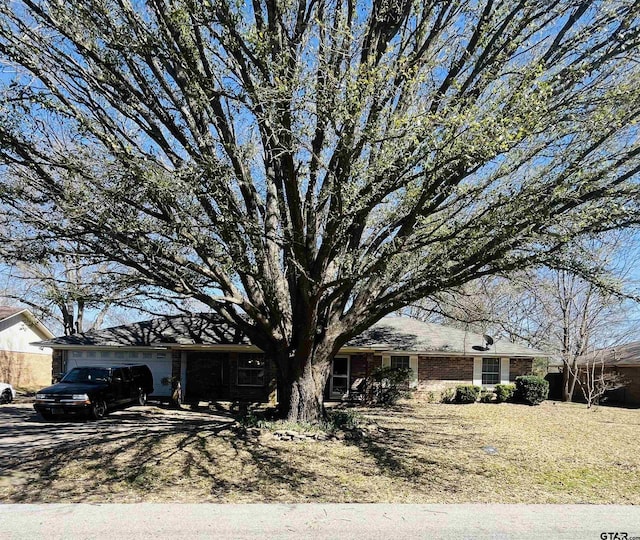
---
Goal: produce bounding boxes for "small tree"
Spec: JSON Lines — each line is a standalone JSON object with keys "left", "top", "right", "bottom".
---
{"left": 572, "top": 349, "right": 627, "bottom": 408}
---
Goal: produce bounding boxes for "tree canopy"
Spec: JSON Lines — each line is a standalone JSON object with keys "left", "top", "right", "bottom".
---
{"left": 0, "top": 0, "right": 639, "bottom": 420}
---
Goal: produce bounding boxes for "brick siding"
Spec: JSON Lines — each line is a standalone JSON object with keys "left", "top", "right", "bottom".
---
{"left": 0, "top": 349, "right": 53, "bottom": 390}
{"left": 418, "top": 356, "right": 474, "bottom": 381}
{"left": 509, "top": 358, "right": 533, "bottom": 381}
{"left": 52, "top": 349, "right": 64, "bottom": 380}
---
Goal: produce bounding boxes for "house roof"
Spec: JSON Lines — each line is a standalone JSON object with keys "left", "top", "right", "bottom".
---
{"left": 38, "top": 313, "right": 251, "bottom": 347}
{"left": 0, "top": 305, "right": 55, "bottom": 339}
{"left": 0, "top": 307, "right": 23, "bottom": 321}
{"left": 579, "top": 342, "right": 640, "bottom": 367}
{"left": 38, "top": 313, "right": 544, "bottom": 357}
{"left": 346, "top": 317, "right": 544, "bottom": 357}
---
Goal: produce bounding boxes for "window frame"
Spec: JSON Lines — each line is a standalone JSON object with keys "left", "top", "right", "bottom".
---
{"left": 237, "top": 353, "right": 266, "bottom": 387}
{"left": 390, "top": 355, "right": 410, "bottom": 370}
{"left": 481, "top": 357, "right": 500, "bottom": 386}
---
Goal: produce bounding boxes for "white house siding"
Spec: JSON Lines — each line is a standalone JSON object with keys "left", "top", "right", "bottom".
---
{"left": 0, "top": 313, "right": 52, "bottom": 390}
{"left": 0, "top": 314, "right": 52, "bottom": 356}
{"left": 64, "top": 349, "right": 173, "bottom": 397}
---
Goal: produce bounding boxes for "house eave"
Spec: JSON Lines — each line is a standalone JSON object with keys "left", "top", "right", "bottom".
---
{"left": 35, "top": 342, "right": 544, "bottom": 358}
{"left": 3, "top": 309, "right": 55, "bottom": 339}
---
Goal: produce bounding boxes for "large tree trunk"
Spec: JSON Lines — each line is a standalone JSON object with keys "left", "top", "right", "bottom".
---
{"left": 274, "top": 348, "right": 334, "bottom": 424}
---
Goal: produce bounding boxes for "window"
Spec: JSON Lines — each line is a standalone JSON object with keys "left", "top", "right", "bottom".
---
{"left": 100, "top": 351, "right": 112, "bottom": 359}
{"left": 237, "top": 354, "right": 265, "bottom": 386}
{"left": 482, "top": 358, "right": 500, "bottom": 385}
{"left": 391, "top": 356, "right": 410, "bottom": 370}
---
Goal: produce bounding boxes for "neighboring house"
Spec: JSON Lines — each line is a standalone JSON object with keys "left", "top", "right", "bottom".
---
{"left": 0, "top": 307, "right": 54, "bottom": 390}
{"left": 576, "top": 343, "right": 640, "bottom": 405}
{"left": 37, "top": 314, "right": 543, "bottom": 403}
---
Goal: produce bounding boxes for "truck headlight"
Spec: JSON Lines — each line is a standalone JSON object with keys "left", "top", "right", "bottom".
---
{"left": 72, "top": 394, "right": 89, "bottom": 400}
{"left": 35, "top": 394, "right": 48, "bottom": 400}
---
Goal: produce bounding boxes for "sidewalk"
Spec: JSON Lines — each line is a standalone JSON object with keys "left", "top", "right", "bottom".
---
{"left": 2, "top": 503, "right": 640, "bottom": 539}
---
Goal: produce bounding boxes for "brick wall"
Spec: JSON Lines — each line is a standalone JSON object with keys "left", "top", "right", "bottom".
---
{"left": 418, "top": 356, "right": 473, "bottom": 381}
{"left": 52, "top": 349, "right": 64, "bottom": 380}
{"left": 416, "top": 356, "right": 473, "bottom": 391}
{"left": 509, "top": 358, "right": 533, "bottom": 381}
{"left": 0, "top": 349, "right": 53, "bottom": 391}
{"left": 349, "top": 353, "right": 381, "bottom": 383}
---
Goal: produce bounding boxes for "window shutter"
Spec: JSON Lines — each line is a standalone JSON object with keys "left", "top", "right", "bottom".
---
{"left": 500, "top": 358, "right": 510, "bottom": 384}
{"left": 473, "top": 358, "right": 482, "bottom": 386}
{"left": 410, "top": 355, "right": 418, "bottom": 388}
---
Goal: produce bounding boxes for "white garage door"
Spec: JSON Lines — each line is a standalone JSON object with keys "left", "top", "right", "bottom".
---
{"left": 65, "top": 349, "right": 173, "bottom": 397}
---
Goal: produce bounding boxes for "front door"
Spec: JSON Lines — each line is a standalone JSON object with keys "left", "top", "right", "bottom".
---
{"left": 329, "top": 357, "right": 350, "bottom": 399}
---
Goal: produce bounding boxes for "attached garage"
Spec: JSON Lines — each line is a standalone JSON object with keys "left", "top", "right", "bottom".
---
{"left": 63, "top": 349, "right": 173, "bottom": 398}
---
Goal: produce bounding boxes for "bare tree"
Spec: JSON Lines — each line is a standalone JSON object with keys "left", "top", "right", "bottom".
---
{"left": 573, "top": 348, "right": 627, "bottom": 408}
{"left": 407, "top": 236, "right": 637, "bottom": 401}
{"left": 0, "top": 1, "right": 639, "bottom": 421}
{"left": 1, "top": 256, "right": 131, "bottom": 335}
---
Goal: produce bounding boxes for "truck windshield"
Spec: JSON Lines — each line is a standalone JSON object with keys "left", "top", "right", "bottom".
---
{"left": 61, "top": 367, "right": 110, "bottom": 383}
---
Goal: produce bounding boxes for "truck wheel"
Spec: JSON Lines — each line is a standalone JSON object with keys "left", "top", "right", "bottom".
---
{"left": 0, "top": 389, "right": 11, "bottom": 404}
{"left": 39, "top": 410, "right": 53, "bottom": 421}
{"left": 137, "top": 389, "right": 147, "bottom": 406}
{"left": 91, "top": 400, "right": 107, "bottom": 420}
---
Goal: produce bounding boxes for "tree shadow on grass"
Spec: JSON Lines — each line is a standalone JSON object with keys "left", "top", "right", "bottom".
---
{"left": 1, "top": 404, "right": 322, "bottom": 503}
{"left": 342, "top": 406, "right": 486, "bottom": 485}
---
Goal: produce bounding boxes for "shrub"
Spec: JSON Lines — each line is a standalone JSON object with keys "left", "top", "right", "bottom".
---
{"left": 494, "top": 384, "right": 516, "bottom": 403}
{"left": 440, "top": 388, "right": 456, "bottom": 404}
{"left": 366, "top": 366, "right": 413, "bottom": 406}
{"left": 324, "top": 409, "right": 363, "bottom": 431}
{"left": 514, "top": 376, "right": 549, "bottom": 405}
{"left": 455, "top": 385, "right": 481, "bottom": 403}
{"left": 480, "top": 391, "right": 495, "bottom": 403}
{"left": 237, "top": 411, "right": 268, "bottom": 429}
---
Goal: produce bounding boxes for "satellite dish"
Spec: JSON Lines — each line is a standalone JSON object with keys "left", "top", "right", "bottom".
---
{"left": 483, "top": 334, "right": 494, "bottom": 347}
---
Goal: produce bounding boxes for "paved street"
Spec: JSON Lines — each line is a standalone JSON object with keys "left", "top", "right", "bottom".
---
{"left": 2, "top": 503, "right": 640, "bottom": 539}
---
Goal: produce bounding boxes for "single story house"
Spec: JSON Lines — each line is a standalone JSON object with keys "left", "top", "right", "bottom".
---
{"left": 0, "top": 306, "right": 54, "bottom": 391}
{"left": 36, "top": 314, "right": 544, "bottom": 403}
{"left": 576, "top": 343, "right": 640, "bottom": 405}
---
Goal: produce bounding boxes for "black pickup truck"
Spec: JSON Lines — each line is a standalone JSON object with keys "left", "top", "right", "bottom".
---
{"left": 34, "top": 364, "right": 154, "bottom": 420}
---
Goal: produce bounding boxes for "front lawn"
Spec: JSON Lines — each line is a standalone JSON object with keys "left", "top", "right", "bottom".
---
{"left": 2, "top": 401, "right": 639, "bottom": 503}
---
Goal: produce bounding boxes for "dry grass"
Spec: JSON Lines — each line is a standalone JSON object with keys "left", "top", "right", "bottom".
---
{"left": 2, "top": 401, "right": 639, "bottom": 503}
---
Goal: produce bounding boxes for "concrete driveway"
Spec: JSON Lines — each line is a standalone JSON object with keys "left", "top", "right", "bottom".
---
{"left": 0, "top": 401, "right": 234, "bottom": 466}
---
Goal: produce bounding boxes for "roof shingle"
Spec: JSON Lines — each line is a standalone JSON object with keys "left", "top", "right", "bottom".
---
{"left": 39, "top": 314, "right": 544, "bottom": 357}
